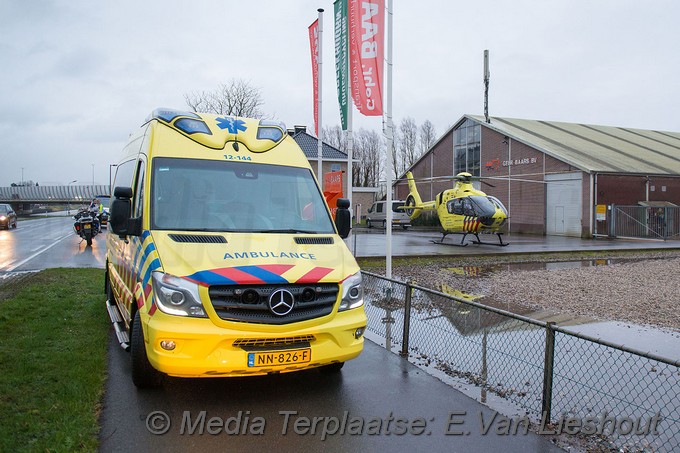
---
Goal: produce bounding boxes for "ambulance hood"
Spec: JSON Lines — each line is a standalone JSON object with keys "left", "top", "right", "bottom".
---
{"left": 151, "top": 231, "right": 358, "bottom": 286}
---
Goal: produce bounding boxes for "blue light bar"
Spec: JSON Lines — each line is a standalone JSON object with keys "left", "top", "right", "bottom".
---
{"left": 175, "top": 118, "right": 212, "bottom": 135}
{"left": 257, "top": 120, "right": 287, "bottom": 142}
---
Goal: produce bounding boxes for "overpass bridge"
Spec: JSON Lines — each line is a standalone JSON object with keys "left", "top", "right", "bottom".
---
{"left": 0, "top": 185, "right": 109, "bottom": 211}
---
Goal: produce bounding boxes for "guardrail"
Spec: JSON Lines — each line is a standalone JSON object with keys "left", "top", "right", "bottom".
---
{"left": 362, "top": 270, "right": 680, "bottom": 452}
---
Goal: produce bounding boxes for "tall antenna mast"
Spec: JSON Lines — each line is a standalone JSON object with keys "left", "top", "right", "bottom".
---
{"left": 484, "top": 49, "right": 490, "bottom": 123}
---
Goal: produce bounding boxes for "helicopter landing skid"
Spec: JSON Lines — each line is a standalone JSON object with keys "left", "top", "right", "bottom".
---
{"left": 430, "top": 238, "right": 468, "bottom": 247}
{"left": 430, "top": 232, "right": 469, "bottom": 247}
{"left": 470, "top": 232, "right": 509, "bottom": 247}
{"left": 430, "top": 232, "right": 509, "bottom": 247}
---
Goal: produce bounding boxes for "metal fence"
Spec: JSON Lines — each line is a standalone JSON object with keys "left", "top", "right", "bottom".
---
{"left": 362, "top": 270, "right": 680, "bottom": 452}
{"left": 596, "top": 205, "right": 680, "bottom": 240}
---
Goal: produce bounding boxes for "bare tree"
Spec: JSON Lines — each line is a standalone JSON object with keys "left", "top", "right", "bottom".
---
{"left": 396, "top": 117, "right": 418, "bottom": 177}
{"left": 184, "top": 78, "right": 265, "bottom": 118}
{"left": 322, "top": 125, "right": 347, "bottom": 152}
{"left": 353, "top": 128, "right": 384, "bottom": 188}
{"left": 418, "top": 119, "right": 437, "bottom": 155}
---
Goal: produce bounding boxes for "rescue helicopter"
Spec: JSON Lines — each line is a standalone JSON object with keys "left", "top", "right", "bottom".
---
{"left": 402, "top": 171, "right": 509, "bottom": 246}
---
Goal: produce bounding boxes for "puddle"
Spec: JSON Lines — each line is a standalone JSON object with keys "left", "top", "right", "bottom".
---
{"left": 439, "top": 258, "right": 680, "bottom": 354}
{"left": 565, "top": 320, "right": 680, "bottom": 360}
{"left": 444, "top": 258, "right": 619, "bottom": 278}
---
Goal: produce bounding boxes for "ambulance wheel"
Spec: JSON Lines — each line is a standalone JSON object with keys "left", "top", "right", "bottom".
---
{"left": 131, "top": 311, "right": 163, "bottom": 388}
{"left": 319, "top": 362, "right": 344, "bottom": 373}
{"left": 86, "top": 237, "right": 92, "bottom": 247}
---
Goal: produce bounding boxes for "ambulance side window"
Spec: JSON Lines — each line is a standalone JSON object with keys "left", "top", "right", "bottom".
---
{"left": 112, "top": 160, "right": 135, "bottom": 194}
{"left": 133, "top": 160, "right": 145, "bottom": 218}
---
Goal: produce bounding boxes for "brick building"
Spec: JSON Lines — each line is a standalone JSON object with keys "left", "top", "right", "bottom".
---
{"left": 395, "top": 115, "right": 680, "bottom": 237}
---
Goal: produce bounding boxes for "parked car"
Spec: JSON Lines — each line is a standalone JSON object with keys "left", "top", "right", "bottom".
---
{"left": 366, "top": 200, "right": 411, "bottom": 229}
{"left": 0, "top": 204, "right": 17, "bottom": 229}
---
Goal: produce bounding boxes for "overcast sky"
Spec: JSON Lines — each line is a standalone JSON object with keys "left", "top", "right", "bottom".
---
{"left": 1, "top": 0, "right": 679, "bottom": 186}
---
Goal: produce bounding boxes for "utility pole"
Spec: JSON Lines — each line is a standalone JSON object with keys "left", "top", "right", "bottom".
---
{"left": 484, "top": 49, "right": 490, "bottom": 123}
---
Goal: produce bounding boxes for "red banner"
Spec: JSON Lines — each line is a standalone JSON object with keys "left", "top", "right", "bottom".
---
{"left": 308, "top": 19, "right": 320, "bottom": 136}
{"left": 323, "top": 171, "right": 344, "bottom": 219}
{"left": 348, "top": 0, "right": 383, "bottom": 116}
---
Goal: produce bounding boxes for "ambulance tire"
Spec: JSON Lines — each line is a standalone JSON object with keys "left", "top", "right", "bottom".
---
{"left": 86, "top": 236, "right": 92, "bottom": 247}
{"left": 319, "top": 362, "right": 344, "bottom": 374}
{"left": 131, "top": 311, "right": 163, "bottom": 388}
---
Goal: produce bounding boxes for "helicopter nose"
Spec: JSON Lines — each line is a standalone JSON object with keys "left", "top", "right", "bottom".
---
{"left": 479, "top": 216, "right": 495, "bottom": 226}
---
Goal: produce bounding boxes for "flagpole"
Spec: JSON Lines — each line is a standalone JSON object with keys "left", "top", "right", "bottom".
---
{"left": 385, "top": 0, "right": 393, "bottom": 278}
{"left": 317, "top": 8, "right": 324, "bottom": 184}
{"left": 346, "top": 61, "right": 353, "bottom": 224}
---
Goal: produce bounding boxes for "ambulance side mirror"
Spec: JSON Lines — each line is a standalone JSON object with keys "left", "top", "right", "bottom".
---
{"left": 110, "top": 186, "right": 141, "bottom": 238}
{"left": 335, "top": 198, "right": 351, "bottom": 239}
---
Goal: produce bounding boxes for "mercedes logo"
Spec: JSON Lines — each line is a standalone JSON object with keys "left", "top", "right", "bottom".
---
{"left": 268, "top": 289, "right": 295, "bottom": 316}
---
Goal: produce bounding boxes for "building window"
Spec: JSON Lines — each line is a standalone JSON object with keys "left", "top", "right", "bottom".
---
{"left": 330, "top": 163, "right": 341, "bottom": 173}
{"left": 453, "top": 119, "right": 481, "bottom": 177}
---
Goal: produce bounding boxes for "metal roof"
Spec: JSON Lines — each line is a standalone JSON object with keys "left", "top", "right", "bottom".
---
{"left": 468, "top": 115, "right": 680, "bottom": 175}
{"left": 291, "top": 130, "right": 349, "bottom": 161}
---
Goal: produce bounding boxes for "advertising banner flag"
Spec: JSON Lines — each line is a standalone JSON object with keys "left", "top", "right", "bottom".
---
{"left": 348, "top": 0, "right": 383, "bottom": 116}
{"left": 308, "top": 19, "right": 320, "bottom": 136}
{"left": 333, "top": 0, "right": 349, "bottom": 130}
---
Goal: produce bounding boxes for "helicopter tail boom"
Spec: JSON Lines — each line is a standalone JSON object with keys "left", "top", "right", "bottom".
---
{"left": 403, "top": 171, "right": 436, "bottom": 220}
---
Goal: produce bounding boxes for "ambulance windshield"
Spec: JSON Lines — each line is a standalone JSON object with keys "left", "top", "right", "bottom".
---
{"left": 151, "top": 157, "right": 336, "bottom": 234}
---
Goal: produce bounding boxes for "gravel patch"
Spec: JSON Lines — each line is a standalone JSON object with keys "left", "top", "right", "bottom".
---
{"left": 372, "top": 250, "right": 680, "bottom": 332}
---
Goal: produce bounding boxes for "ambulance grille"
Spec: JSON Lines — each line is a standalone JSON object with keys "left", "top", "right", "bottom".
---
{"left": 232, "top": 335, "right": 316, "bottom": 350}
{"left": 294, "top": 237, "right": 334, "bottom": 245}
{"left": 168, "top": 234, "right": 227, "bottom": 244}
{"left": 208, "top": 283, "right": 338, "bottom": 325}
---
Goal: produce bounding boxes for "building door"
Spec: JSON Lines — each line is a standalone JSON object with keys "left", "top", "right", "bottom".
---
{"left": 554, "top": 206, "right": 565, "bottom": 233}
{"left": 546, "top": 172, "right": 582, "bottom": 236}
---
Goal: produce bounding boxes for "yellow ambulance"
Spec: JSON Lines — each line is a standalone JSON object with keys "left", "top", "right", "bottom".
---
{"left": 105, "top": 109, "right": 366, "bottom": 387}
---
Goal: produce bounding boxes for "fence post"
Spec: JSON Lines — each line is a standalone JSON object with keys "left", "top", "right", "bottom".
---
{"left": 400, "top": 282, "right": 412, "bottom": 357}
{"left": 542, "top": 322, "right": 556, "bottom": 423}
{"left": 608, "top": 204, "right": 616, "bottom": 238}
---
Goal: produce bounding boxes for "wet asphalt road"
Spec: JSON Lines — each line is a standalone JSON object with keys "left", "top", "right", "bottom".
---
{"left": 99, "top": 336, "right": 562, "bottom": 453}
{"left": 0, "top": 215, "right": 106, "bottom": 272}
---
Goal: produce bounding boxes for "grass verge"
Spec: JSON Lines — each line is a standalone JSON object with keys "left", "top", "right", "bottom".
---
{"left": 0, "top": 268, "right": 109, "bottom": 452}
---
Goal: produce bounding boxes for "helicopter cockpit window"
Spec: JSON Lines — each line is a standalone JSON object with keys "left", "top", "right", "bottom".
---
{"left": 461, "top": 198, "right": 475, "bottom": 216}
{"left": 467, "top": 196, "right": 497, "bottom": 217}
{"left": 447, "top": 198, "right": 464, "bottom": 215}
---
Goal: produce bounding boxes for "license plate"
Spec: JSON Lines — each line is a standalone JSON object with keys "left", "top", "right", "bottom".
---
{"left": 84, "top": 224, "right": 91, "bottom": 229}
{"left": 247, "top": 348, "right": 311, "bottom": 367}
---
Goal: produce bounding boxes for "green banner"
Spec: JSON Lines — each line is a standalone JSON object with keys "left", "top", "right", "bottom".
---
{"left": 333, "top": 0, "right": 348, "bottom": 130}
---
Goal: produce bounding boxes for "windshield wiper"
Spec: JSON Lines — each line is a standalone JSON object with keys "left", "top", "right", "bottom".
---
{"left": 254, "top": 229, "right": 320, "bottom": 234}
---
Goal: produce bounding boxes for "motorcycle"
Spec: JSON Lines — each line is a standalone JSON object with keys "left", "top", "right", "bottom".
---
{"left": 73, "top": 207, "right": 100, "bottom": 246}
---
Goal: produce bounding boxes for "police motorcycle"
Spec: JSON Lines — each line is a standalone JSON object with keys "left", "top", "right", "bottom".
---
{"left": 73, "top": 206, "right": 100, "bottom": 246}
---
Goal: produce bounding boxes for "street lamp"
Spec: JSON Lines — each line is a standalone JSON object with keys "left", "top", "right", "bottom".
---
{"left": 109, "top": 164, "right": 118, "bottom": 194}
{"left": 67, "top": 180, "right": 77, "bottom": 215}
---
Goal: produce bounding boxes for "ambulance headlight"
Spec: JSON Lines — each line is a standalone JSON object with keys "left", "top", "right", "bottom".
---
{"left": 338, "top": 272, "right": 364, "bottom": 311}
{"left": 151, "top": 272, "right": 207, "bottom": 318}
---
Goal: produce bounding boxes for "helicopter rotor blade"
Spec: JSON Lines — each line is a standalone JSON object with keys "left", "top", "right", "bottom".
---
{"left": 389, "top": 174, "right": 564, "bottom": 185}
